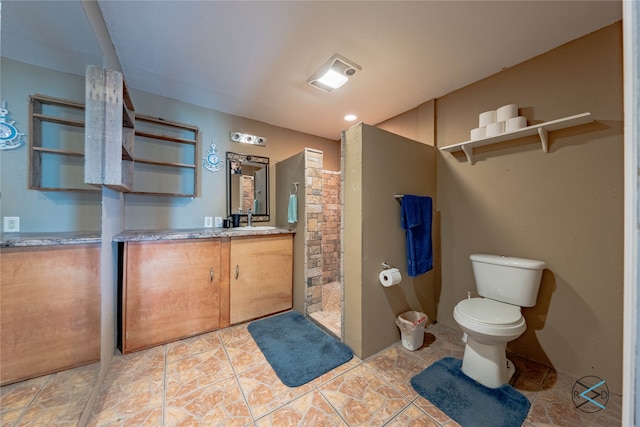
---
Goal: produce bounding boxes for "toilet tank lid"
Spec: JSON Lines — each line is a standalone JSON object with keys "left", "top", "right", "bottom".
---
{"left": 470, "top": 254, "right": 546, "bottom": 270}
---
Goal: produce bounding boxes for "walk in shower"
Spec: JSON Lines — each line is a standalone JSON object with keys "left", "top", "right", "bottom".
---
{"left": 307, "top": 167, "right": 342, "bottom": 336}
{"left": 276, "top": 148, "right": 343, "bottom": 338}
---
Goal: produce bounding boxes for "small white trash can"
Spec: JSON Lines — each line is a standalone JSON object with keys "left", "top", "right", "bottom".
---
{"left": 396, "top": 311, "right": 428, "bottom": 351}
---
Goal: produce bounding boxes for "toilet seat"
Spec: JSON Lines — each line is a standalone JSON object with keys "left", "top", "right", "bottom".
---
{"left": 454, "top": 297, "right": 526, "bottom": 343}
{"left": 455, "top": 298, "right": 522, "bottom": 326}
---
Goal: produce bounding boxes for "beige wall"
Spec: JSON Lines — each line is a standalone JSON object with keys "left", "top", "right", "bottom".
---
{"left": 344, "top": 123, "right": 438, "bottom": 358}
{"left": 275, "top": 152, "right": 306, "bottom": 313}
{"left": 378, "top": 100, "right": 436, "bottom": 147}
{"left": 379, "top": 22, "right": 624, "bottom": 392}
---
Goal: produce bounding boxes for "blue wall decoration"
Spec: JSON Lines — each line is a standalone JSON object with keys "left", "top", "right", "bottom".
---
{"left": 203, "top": 142, "right": 223, "bottom": 172}
{"left": 0, "top": 100, "right": 25, "bottom": 150}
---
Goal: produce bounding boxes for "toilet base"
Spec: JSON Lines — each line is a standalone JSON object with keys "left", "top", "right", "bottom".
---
{"left": 460, "top": 336, "right": 515, "bottom": 388}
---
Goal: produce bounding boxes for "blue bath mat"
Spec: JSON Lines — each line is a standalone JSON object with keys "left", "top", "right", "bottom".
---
{"left": 247, "top": 311, "right": 353, "bottom": 387}
{"left": 411, "top": 357, "right": 530, "bottom": 427}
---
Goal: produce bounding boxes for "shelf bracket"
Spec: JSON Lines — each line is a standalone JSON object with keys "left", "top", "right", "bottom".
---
{"left": 461, "top": 144, "right": 474, "bottom": 165}
{"left": 538, "top": 127, "right": 549, "bottom": 153}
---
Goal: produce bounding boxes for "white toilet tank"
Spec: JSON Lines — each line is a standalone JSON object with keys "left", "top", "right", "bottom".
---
{"left": 471, "top": 254, "right": 546, "bottom": 307}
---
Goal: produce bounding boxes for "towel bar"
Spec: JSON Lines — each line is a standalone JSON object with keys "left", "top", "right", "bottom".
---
{"left": 395, "top": 194, "right": 437, "bottom": 214}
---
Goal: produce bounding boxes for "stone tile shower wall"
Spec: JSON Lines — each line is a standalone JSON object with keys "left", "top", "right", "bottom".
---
{"left": 305, "top": 149, "right": 323, "bottom": 315}
{"left": 322, "top": 171, "right": 341, "bottom": 284}
{"left": 242, "top": 176, "right": 254, "bottom": 213}
{"left": 304, "top": 149, "right": 343, "bottom": 318}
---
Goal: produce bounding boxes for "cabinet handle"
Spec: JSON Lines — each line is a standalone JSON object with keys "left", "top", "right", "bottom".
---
{"left": 210, "top": 267, "right": 214, "bottom": 283}
{"left": 235, "top": 264, "right": 239, "bottom": 280}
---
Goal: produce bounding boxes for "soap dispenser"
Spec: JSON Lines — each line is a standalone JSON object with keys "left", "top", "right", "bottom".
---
{"left": 231, "top": 209, "right": 241, "bottom": 228}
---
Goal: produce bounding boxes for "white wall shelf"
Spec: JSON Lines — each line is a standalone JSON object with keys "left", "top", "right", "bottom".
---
{"left": 440, "top": 112, "right": 593, "bottom": 164}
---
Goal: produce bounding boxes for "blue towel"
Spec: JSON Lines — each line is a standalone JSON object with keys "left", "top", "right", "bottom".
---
{"left": 288, "top": 194, "right": 297, "bottom": 223}
{"left": 401, "top": 195, "right": 433, "bottom": 277}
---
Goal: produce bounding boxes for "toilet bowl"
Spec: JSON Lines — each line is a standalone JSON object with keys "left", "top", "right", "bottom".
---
{"left": 454, "top": 298, "right": 526, "bottom": 388}
{"left": 453, "top": 254, "right": 545, "bottom": 388}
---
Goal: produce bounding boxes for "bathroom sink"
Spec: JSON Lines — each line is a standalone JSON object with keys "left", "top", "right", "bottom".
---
{"left": 232, "top": 226, "right": 276, "bottom": 231}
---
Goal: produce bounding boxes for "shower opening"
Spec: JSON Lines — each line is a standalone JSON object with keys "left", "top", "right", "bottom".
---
{"left": 304, "top": 149, "right": 343, "bottom": 337}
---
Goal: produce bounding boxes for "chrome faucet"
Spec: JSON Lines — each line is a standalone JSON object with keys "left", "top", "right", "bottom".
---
{"left": 247, "top": 208, "right": 252, "bottom": 227}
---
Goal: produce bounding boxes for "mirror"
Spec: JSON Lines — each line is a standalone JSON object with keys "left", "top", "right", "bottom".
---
{"left": 1, "top": 0, "right": 103, "bottom": 422}
{"left": 227, "top": 152, "right": 270, "bottom": 222}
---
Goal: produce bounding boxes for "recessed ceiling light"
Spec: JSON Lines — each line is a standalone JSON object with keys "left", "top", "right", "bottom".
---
{"left": 344, "top": 114, "right": 358, "bottom": 121}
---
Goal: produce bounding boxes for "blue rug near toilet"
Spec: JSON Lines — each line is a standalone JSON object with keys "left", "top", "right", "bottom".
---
{"left": 411, "top": 357, "right": 530, "bottom": 427}
{"left": 247, "top": 311, "right": 353, "bottom": 387}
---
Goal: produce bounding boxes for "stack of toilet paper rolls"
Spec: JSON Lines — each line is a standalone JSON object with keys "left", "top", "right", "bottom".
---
{"left": 470, "top": 104, "right": 528, "bottom": 141}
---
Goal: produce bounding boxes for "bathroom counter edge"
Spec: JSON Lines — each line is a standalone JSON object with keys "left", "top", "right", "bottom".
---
{"left": 113, "top": 227, "right": 295, "bottom": 242}
{"left": 1, "top": 231, "right": 102, "bottom": 247}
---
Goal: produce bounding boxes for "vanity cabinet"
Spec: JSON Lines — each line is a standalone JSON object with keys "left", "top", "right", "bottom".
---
{"left": 230, "top": 234, "right": 293, "bottom": 324}
{"left": 117, "top": 231, "right": 294, "bottom": 353}
{"left": 120, "top": 239, "right": 228, "bottom": 353}
{"left": 1, "top": 244, "right": 100, "bottom": 385}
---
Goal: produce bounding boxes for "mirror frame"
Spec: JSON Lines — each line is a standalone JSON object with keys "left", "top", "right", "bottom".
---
{"left": 226, "top": 152, "right": 270, "bottom": 223}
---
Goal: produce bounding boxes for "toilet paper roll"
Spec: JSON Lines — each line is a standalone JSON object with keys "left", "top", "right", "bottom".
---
{"left": 470, "top": 127, "right": 486, "bottom": 141}
{"left": 505, "top": 116, "right": 527, "bottom": 132}
{"left": 379, "top": 268, "right": 402, "bottom": 287}
{"left": 478, "top": 110, "right": 497, "bottom": 127}
{"left": 497, "top": 104, "right": 518, "bottom": 122}
{"left": 486, "top": 121, "right": 505, "bottom": 137}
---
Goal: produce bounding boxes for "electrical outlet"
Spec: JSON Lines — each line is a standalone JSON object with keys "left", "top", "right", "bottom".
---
{"left": 4, "top": 217, "right": 20, "bottom": 233}
{"left": 214, "top": 216, "right": 223, "bottom": 228}
{"left": 204, "top": 216, "right": 213, "bottom": 228}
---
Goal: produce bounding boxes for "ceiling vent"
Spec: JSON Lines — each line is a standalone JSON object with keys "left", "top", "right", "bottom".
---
{"left": 307, "top": 54, "right": 361, "bottom": 93}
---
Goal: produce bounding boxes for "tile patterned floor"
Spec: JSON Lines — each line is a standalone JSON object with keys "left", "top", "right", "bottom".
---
{"left": 309, "top": 281, "right": 342, "bottom": 337}
{"left": 0, "top": 362, "right": 99, "bottom": 426}
{"left": 1, "top": 318, "right": 622, "bottom": 426}
{"left": 308, "top": 310, "right": 341, "bottom": 337}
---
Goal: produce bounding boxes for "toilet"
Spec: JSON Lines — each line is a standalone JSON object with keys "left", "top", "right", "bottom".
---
{"left": 453, "top": 254, "right": 546, "bottom": 388}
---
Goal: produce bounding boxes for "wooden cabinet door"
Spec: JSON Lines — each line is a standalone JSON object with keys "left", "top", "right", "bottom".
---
{"left": 1, "top": 244, "right": 100, "bottom": 385}
{"left": 230, "top": 235, "right": 293, "bottom": 324}
{"left": 123, "top": 239, "right": 221, "bottom": 353}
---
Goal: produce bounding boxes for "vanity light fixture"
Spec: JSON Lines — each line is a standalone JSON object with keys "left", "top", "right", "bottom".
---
{"left": 230, "top": 131, "right": 267, "bottom": 147}
{"left": 308, "top": 54, "right": 361, "bottom": 93}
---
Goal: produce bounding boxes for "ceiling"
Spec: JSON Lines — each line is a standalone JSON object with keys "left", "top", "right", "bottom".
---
{"left": 3, "top": 1, "right": 622, "bottom": 140}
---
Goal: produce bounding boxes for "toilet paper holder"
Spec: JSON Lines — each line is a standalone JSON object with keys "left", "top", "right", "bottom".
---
{"left": 379, "top": 263, "right": 402, "bottom": 287}
{"left": 381, "top": 261, "right": 396, "bottom": 270}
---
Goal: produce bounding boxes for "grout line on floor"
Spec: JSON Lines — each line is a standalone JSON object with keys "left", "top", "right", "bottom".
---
{"left": 219, "top": 329, "right": 258, "bottom": 422}
{"left": 162, "top": 343, "right": 167, "bottom": 427}
{"left": 13, "top": 372, "right": 54, "bottom": 426}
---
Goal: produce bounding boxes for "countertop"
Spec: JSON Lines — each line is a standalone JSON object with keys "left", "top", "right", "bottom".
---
{"left": 1, "top": 227, "right": 294, "bottom": 247}
{"left": 1, "top": 231, "right": 101, "bottom": 247}
{"left": 113, "top": 227, "right": 295, "bottom": 242}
